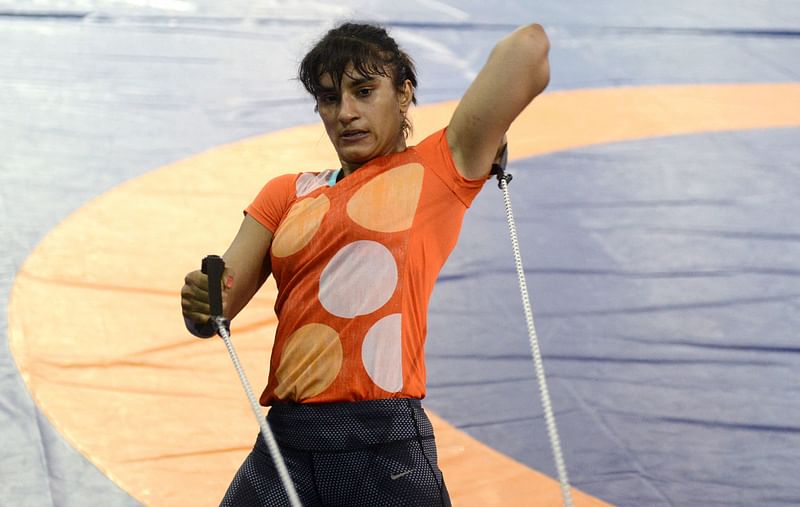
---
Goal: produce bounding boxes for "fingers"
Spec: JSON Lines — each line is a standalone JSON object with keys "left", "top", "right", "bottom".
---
{"left": 181, "top": 269, "right": 210, "bottom": 323}
{"left": 181, "top": 271, "right": 209, "bottom": 317}
{"left": 181, "top": 267, "right": 236, "bottom": 324}
{"left": 184, "top": 269, "right": 208, "bottom": 291}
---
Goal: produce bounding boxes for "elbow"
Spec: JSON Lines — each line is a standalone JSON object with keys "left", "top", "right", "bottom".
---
{"left": 506, "top": 23, "right": 550, "bottom": 61}
{"left": 507, "top": 23, "right": 550, "bottom": 96}
{"left": 519, "top": 23, "right": 550, "bottom": 55}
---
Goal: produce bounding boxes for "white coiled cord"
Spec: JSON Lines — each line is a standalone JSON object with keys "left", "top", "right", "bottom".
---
{"left": 497, "top": 174, "right": 574, "bottom": 507}
{"left": 212, "top": 316, "right": 302, "bottom": 507}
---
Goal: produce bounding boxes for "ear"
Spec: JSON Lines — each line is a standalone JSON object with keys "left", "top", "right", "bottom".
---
{"left": 398, "top": 79, "right": 413, "bottom": 113}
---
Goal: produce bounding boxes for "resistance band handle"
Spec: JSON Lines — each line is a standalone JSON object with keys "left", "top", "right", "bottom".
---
{"left": 201, "top": 255, "right": 225, "bottom": 318}
{"left": 490, "top": 142, "right": 512, "bottom": 188}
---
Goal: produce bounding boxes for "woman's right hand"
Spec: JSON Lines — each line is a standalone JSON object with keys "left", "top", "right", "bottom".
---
{"left": 180, "top": 215, "right": 274, "bottom": 337}
{"left": 181, "top": 268, "right": 234, "bottom": 327}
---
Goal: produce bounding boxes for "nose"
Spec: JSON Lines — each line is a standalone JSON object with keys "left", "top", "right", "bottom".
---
{"left": 338, "top": 92, "right": 359, "bottom": 124}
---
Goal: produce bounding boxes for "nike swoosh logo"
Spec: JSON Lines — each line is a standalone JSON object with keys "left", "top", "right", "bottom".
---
{"left": 390, "top": 469, "right": 413, "bottom": 480}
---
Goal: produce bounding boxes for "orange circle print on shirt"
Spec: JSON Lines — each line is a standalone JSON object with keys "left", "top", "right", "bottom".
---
{"left": 8, "top": 83, "right": 800, "bottom": 507}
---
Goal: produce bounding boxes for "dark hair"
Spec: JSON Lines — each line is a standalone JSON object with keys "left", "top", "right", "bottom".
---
{"left": 298, "top": 22, "right": 417, "bottom": 136}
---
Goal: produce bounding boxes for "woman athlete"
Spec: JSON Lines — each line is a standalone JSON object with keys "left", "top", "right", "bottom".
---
{"left": 181, "top": 21, "right": 550, "bottom": 506}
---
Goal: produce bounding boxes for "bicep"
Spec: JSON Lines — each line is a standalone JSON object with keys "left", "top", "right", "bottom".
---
{"left": 222, "top": 214, "right": 274, "bottom": 319}
{"left": 447, "top": 24, "right": 550, "bottom": 179}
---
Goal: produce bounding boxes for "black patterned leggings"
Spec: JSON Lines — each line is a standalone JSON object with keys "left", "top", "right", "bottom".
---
{"left": 221, "top": 399, "right": 451, "bottom": 507}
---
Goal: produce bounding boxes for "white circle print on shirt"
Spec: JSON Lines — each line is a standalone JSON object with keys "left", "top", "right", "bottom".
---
{"left": 318, "top": 240, "right": 398, "bottom": 319}
{"left": 361, "top": 313, "right": 404, "bottom": 393}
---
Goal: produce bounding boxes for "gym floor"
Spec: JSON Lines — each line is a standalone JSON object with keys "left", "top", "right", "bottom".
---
{"left": 2, "top": 2, "right": 799, "bottom": 506}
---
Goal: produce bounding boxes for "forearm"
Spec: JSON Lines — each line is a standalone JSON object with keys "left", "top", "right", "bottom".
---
{"left": 221, "top": 253, "right": 271, "bottom": 321}
{"left": 220, "top": 218, "right": 274, "bottom": 320}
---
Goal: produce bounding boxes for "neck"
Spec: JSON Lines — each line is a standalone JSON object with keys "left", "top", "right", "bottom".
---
{"left": 340, "top": 136, "right": 407, "bottom": 177}
{"left": 340, "top": 162, "right": 360, "bottom": 177}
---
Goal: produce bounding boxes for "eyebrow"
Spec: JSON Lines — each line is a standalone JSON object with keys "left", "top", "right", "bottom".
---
{"left": 348, "top": 76, "right": 377, "bottom": 87}
{"left": 317, "top": 75, "right": 377, "bottom": 94}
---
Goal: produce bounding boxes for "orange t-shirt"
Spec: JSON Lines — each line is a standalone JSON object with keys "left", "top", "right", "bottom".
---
{"left": 245, "top": 128, "right": 485, "bottom": 405}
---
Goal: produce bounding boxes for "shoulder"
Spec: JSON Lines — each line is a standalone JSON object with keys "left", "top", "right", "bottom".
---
{"left": 409, "top": 128, "right": 449, "bottom": 162}
{"left": 247, "top": 170, "right": 331, "bottom": 232}
{"left": 412, "top": 128, "right": 487, "bottom": 206}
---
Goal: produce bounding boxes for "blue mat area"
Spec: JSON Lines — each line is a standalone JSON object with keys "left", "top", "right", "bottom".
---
{"left": 2, "top": 1, "right": 799, "bottom": 505}
{"left": 427, "top": 128, "right": 800, "bottom": 505}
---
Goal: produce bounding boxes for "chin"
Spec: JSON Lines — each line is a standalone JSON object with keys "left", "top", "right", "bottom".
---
{"left": 339, "top": 149, "right": 374, "bottom": 165}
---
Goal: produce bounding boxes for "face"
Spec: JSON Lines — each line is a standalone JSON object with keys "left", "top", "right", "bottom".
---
{"left": 316, "top": 65, "right": 412, "bottom": 174}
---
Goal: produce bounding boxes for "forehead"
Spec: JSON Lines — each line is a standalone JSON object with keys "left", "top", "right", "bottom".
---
{"left": 317, "top": 63, "right": 389, "bottom": 90}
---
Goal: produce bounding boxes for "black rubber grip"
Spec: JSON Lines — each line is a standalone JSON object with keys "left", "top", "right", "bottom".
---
{"left": 490, "top": 143, "right": 512, "bottom": 188}
{"left": 201, "top": 255, "right": 225, "bottom": 318}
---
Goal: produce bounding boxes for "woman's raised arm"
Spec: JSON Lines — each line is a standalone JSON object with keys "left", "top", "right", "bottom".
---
{"left": 447, "top": 23, "right": 550, "bottom": 180}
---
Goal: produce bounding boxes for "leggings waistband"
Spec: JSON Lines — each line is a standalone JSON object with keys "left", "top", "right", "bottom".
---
{"left": 266, "top": 398, "right": 434, "bottom": 452}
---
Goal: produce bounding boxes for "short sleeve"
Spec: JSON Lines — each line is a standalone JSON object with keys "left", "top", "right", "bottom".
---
{"left": 414, "top": 128, "right": 487, "bottom": 207}
{"left": 244, "top": 173, "right": 298, "bottom": 233}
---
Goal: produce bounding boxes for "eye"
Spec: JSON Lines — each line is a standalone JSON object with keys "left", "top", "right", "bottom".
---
{"left": 357, "top": 87, "right": 373, "bottom": 98}
{"left": 318, "top": 93, "right": 339, "bottom": 105}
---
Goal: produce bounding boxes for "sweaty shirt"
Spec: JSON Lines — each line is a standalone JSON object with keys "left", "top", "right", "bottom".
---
{"left": 245, "top": 128, "right": 485, "bottom": 405}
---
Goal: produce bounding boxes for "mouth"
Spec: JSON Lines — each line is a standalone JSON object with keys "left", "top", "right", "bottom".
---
{"left": 340, "top": 129, "right": 368, "bottom": 142}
